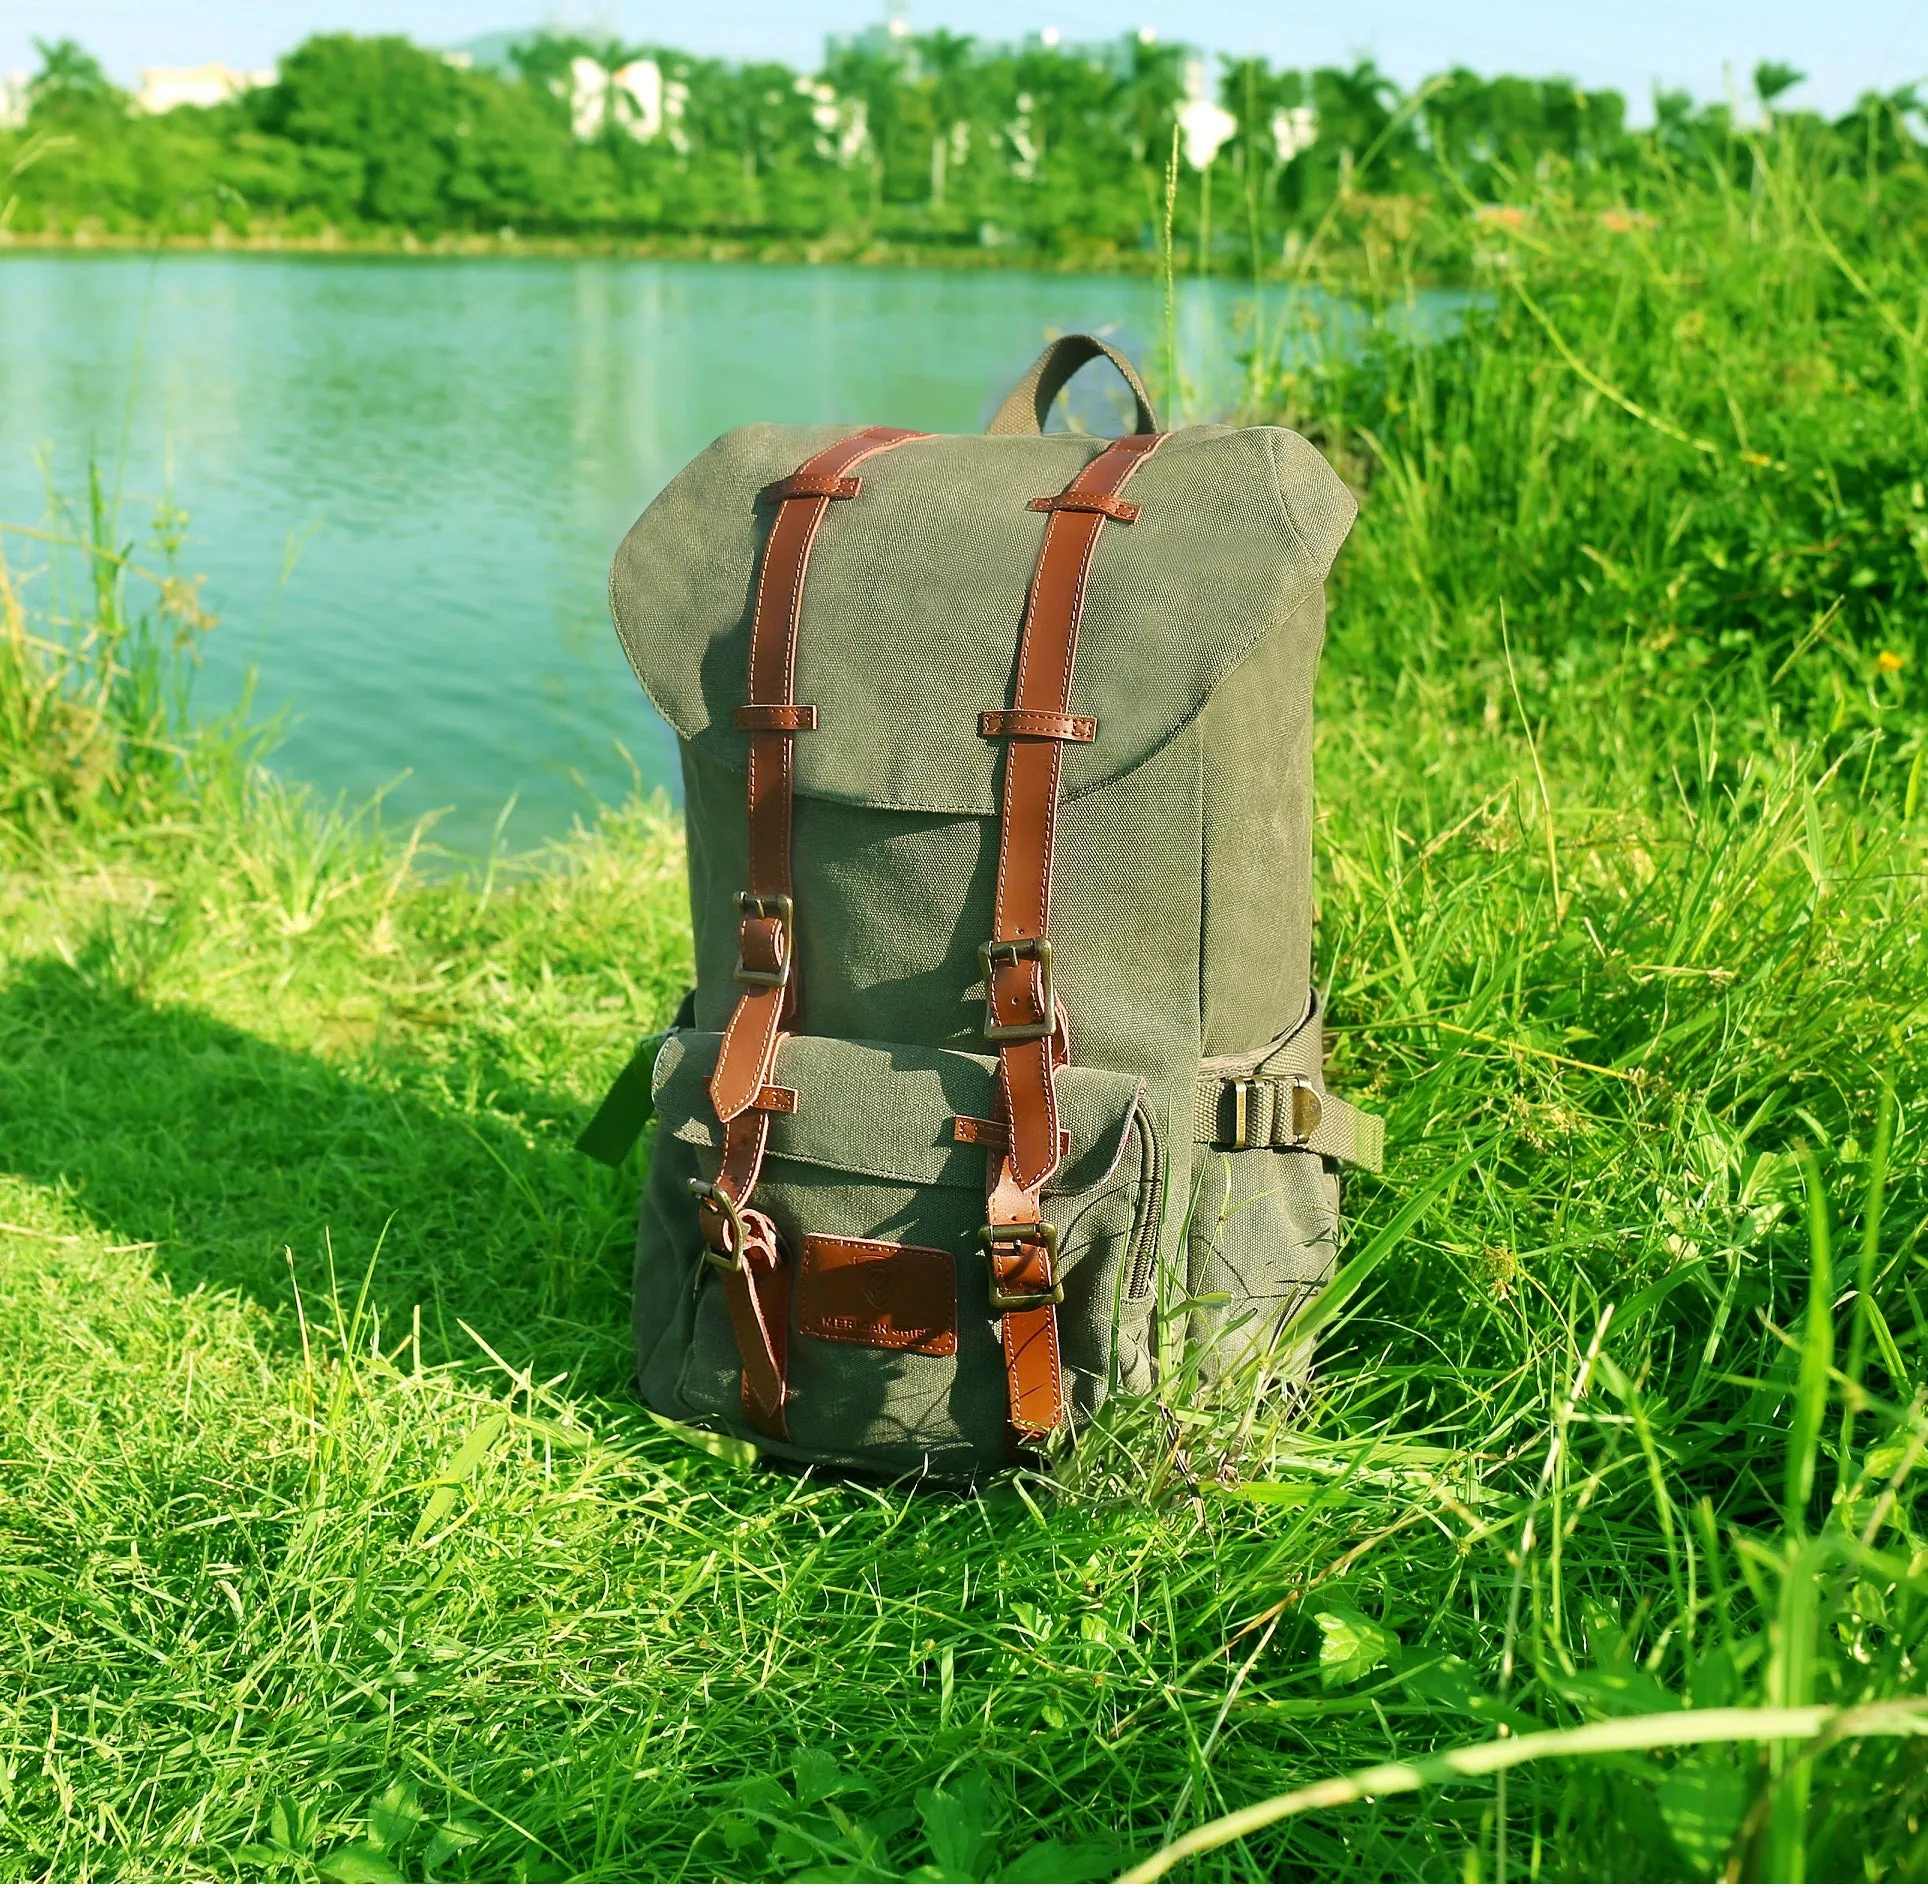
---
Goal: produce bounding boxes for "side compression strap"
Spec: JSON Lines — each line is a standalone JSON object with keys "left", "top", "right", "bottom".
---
{"left": 1192, "top": 1076, "right": 1384, "bottom": 1169}
{"left": 977, "top": 432, "right": 1163, "bottom": 1447}
{"left": 691, "top": 424, "right": 927, "bottom": 1443}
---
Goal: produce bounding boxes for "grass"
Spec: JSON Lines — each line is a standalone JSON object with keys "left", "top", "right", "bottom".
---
{"left": 1, "top": 128, "right": 1925, "bottom": 1883}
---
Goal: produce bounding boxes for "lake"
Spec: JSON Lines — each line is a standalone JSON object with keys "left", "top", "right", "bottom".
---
{"left": 0, "top": 253, "right": 1459, "bottom": 855}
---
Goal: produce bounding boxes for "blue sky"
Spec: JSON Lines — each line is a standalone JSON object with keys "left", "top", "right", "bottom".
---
{"left": 11, "top": 0, "right": 1928, "bottom": 121}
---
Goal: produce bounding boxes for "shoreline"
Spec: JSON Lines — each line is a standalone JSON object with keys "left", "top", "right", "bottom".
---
{"left": 0, "top": 225, "right": 1461, "bottom": 285}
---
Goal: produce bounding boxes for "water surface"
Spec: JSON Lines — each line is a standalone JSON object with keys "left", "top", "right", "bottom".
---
{"left": 0, "top": 253, "right": 1456, "bottom": 853}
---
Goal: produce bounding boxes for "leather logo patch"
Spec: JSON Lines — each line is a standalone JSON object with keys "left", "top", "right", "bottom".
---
{"left": 798, "top": 1235, "right": 957, "bottom": 1357}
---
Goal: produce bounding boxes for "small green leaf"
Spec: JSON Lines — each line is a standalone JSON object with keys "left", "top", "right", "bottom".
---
{"left": 411, "top": 1410, "right": 508, "bottom": 1544}
{"left": 423, "top": 1818, "right": 486, "bottom": 1871}
{"left": 317, "top": 1840, "right": 407, "bottom": 1883}
{"left": 1000, "top": 1836, "right": 1122, "bottom": 1882}
{"left": 918, "top": 1770, "right": 1000, "bottom": 1883}
{"left": 1316, "top": 1609, "right": 1400, "bottom": 1688}
{"left": 1223, "top": 1481, "right": 1319, "bottom": 1507}
{"left": 645, "top": 1409, "right": 759, "bottom": 1467}
{"left": 772, "top": 1824, "right": 818, "bottom": 1864}
{"left": 1400, "top": 1655, "right": 1538, "bottom": 1730}
{"left": 795, "top": 1747, "right": 848, "bottom": 1804}
{"left": 270, "top": 1793, "right": 318, "bottom": 1855}
{"left": 1547, "top": 1663, "right": 1681, "bottom": 1718}
{"left": 1689, "top": 1645, "right": 1737, "bottom": 1710}
{"left": 1657, "top": 1753, "right": 1749, "bottom": 1876}
{"left": 368, "top": 1777, "right": 424, "bottom": 1853}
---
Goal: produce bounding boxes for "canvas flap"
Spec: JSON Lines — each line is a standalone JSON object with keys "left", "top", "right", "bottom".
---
{"left": 651, "top": 1029, "right": 1140, "bottom": 1196}
{"left": 609, "top": 421, "right": 1356, "bottom": 818}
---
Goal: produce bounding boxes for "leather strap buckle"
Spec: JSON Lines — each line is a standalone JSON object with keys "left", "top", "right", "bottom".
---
{"left": 978, "top": 935, "right": 1055, "bottom": 1044}
{"left": 733, "top": 891, "right": 795, "bottom": 988}
{"left": 980, "top": 1220, "right": 1064, "bottom": 1312}
{"left": 689, "top": 1177, "right": 749, "bottom": 1272}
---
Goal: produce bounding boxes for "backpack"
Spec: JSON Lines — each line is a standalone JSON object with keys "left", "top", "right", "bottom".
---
{"left": 579, "top": 335, "right": 1383, "bottom": 1478}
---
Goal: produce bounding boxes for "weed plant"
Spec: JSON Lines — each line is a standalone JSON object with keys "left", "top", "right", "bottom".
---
{"left": 1, "top": 130, "right": 1924, "bottom": 1881}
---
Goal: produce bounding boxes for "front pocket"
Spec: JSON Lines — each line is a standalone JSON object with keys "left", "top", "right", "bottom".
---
{"left": 639, "top": 1029, "right": 1159, "bottom": 1473}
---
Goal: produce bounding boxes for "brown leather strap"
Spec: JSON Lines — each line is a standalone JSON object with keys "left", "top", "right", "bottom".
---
{"left": 981, "top": 432, "right": 1162, "bottom": 1444}
{"left": 693, "top": 1104, "right": 791, "bottom": 1436}
{"left": 698, "top": 424, "right": 926, "bottom": 1441}
{"left": 710, "top": 425, "right": 926, "bottom": 1126}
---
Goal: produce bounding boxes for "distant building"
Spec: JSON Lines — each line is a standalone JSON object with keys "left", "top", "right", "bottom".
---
{"left": 135, "top": 64, "right": 273, "bottom": 114}
{"left": 559, "top": 55, "right": 687, "bottom": 148}
{"left": 0, "top": 70, "right": 28, "bottom": 130}
{"left": 1176, "top": 53, "right": 1237, "bottom": 169}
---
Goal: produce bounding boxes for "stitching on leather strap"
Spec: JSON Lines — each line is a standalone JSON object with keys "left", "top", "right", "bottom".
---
{"left": 951, "top": 1115, "right": 1071, "bottom": 1157}
{"left": 1026, "top": 490, "right": 1141, "bottom": 523}
{"left": 698, "top": 424, "right": 928, "bottom": 1439}
{"left": 734, "top": 703, "right": 819, "bottom": 732}
{"left": 978, "top": 710, "right": 1097, "bottom": 743}
{"left": 981, "top": 432, "right": 1163, "bottom": 1448}
{"left": 760, "top": 472, "right": 862, "bottom": 503}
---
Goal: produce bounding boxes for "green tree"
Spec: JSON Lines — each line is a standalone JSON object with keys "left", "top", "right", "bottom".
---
{"left": 25, "top": 38, "right": 125, "bottom": 128}
{"left": 254, "top": 36, "right": 464, "bottom": 230}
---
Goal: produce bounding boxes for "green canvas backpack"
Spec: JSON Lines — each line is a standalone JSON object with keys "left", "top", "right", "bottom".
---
{"left": 580, "top": 335, "right": 1383, "bottom": 1478}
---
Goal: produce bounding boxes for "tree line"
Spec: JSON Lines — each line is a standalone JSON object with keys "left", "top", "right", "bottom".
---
{"left": 3, "top": 30, "right": 1922, "bottom": 267}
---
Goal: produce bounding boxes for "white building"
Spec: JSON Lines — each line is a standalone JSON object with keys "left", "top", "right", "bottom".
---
{"left": 0, "top": 70, "right": 29, "bottom": 130}
{"left": 560, "top": 56, "right": 687, "bottom": 148}
{"left": 1176, "top": 55, "right": 1237, "bottom": 171}
{"left": 135, "top": 64, "right": 272, "bottom": 114}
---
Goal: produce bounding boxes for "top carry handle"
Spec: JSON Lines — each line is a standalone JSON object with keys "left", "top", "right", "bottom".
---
{"left": 986, "top": 334, "right": 1160, "bottom": 438}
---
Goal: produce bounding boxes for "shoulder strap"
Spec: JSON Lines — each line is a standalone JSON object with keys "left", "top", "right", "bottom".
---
{"left": 977, "top": 431, "right": 1164, "bottom": 1446}
{"left": 692, "top": 423, "right": 926, "bottom": 1441}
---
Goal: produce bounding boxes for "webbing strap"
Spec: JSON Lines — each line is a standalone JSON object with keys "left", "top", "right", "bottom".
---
{"left": 575, "top": 1031, "right": 668, "bottom": 1168}
{"left": 697, "top": 423, "right": 927, "bottom": 1441}
{"left": 979, "top": 432, "right": 1163, "bottom": 1445}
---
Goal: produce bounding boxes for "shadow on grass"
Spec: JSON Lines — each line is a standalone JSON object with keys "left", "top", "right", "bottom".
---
{"left": 0, "top": 943, "right": 641, "bottom": 1393}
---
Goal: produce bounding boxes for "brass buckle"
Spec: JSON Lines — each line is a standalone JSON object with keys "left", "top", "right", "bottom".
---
{"left": 732, "top": 891, "right": 794, "bottom": 988}
{"left": 980, "top": 1220, "right": 1064, "bottom": 1313}
{"left": 688, "top": 1178, "right": 748, "bottom": 1273}
{"left": 978, "top": 936, "right": 1055, "bottom": 1044}
{"left": 1230, "top": 1079, "right": 1254, "bottom": 1150}
{"left": 1227, "top": 1076, "right": 1323, "bottom": 1149}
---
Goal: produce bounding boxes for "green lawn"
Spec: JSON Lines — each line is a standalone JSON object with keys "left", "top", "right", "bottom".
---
{"left": 2, "top": 144, "right": 1924, "bottom": 1881}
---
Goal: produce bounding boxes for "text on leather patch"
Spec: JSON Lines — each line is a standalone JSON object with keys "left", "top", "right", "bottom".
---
{"left": 798, "top": 1234, "right": 957, "bottom": 1357}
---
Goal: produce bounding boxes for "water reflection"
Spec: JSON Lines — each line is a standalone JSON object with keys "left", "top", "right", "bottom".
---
{"left": 0, "top": 253, "right": 1466, "bottom": 854}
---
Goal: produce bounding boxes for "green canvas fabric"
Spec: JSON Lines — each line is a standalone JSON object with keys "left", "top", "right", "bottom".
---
{"left": 601, "top": 365, "right": 1372, "bottom": 1477}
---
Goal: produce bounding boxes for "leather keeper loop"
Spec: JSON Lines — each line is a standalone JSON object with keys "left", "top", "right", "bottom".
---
{"left": 979, "top": 710, "right": 1096, "bottom": 743}
{"left": 761, "top": 472, "right": 862, "bottom": 504}
{"left": 733, "top": 703, "right": 819, "bottom": 731}
{"left": 951, "top": 1115, "right": 1072, "bottom": 1158}
{"left": 1027, "top": 491, "right": 1140, "bottom": 523}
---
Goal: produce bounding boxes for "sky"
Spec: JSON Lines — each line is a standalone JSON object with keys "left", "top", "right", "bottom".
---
{"left": 8, "top": 0, "right": 1928, "bottom": 122}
